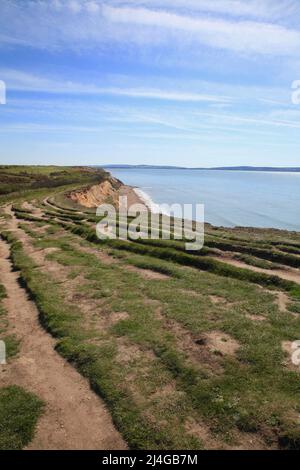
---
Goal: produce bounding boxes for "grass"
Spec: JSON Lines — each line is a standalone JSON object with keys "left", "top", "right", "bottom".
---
{"left": 2, "top": 230, "right": 202, "bottom": 449}
{"left": 2, "top": 166, "right": 300, "bottom": 449}
{"left": 0, "top": 165, "right": 108, "bottom": 196}
{"left": 60, "top": 221, "right": 300, "bottom": 299}
{"left": 3, "top": 219, "right": 300, "bottom": 449}
{"left": 233, "top": 253, "right": 283, "bottom": 270}
{"left": 0, "top": 386, "right": 44, "bottom": 450}
{"left": 0, "top": 166, "right": 110, "bottom": 207}
{"left": 204, "top": 235, "right": 300, "bottom": 269}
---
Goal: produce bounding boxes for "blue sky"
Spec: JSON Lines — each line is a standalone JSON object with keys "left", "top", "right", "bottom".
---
{"left": 0, "top": 0, "right": 300, "bottom": 167}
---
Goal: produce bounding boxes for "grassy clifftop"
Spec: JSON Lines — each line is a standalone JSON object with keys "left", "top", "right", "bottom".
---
{"left": 0, "top": 165, "right": 109, "bottom": 198}
{"left": 1, "top": 165, "right": 300, "bottom": 450}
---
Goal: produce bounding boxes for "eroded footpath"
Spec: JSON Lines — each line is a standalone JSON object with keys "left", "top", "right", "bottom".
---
{"left": 0, "top": 230, "right": 126, "bottom": 450}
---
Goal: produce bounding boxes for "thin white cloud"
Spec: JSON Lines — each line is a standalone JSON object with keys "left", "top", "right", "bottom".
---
{"left": 112, "top": 0, "right": 300, "bottom": 21}
{"left": 104, "top": 88, "right": 230, "bottom": 103}
{"left": 4, "top": 88, "right": 299, "bottom": 139}
{"left": 0, "top": 69, "right": 230, "bottom": 103}
{"left": 0, "top": 1, "right": 299, "bottom": 57}
{"left": 103, "top": 5, "right": 300, "bottom": 56}
{"left": 68, "top": 1, "right": 82, "bottom": 14}
{"left": 85, "top": 1, "right": 100, "bottom": 13}
{"left": 194, "top": 111, "right": 300, "bottom": 130}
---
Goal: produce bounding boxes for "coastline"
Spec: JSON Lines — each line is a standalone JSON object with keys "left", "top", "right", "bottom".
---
{"left": 118, "top": 185, "right": 145, "bottom": 207}
{"left": 69, "top": 171, "right": 299, "bottom": 234}
{"left": 68, "top": 179, "right": 146, "bottom": 210}
{"left": 126, "top": 184, "right": 300, "bottom": 235}
{"left": 132, "top": 187, "right": 167, "bottom": 214}
{"left": 108, "top": 168, "right": 300, "bottom": 233}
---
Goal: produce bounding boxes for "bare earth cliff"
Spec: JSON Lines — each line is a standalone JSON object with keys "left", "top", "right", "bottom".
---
{"left": 68, "top": 177, "right": 145, "bottom": 209}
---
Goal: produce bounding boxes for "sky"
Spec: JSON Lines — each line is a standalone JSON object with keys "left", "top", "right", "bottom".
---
{"left": 0, "top": 0, "right": 300, "bottom": 167}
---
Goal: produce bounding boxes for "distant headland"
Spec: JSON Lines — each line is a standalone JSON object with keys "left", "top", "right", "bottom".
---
{"left": 102, "top": 165, "right": 300, "bottom": 172}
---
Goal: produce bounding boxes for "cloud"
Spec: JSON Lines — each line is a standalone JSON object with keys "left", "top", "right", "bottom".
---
{"left": 0, "top": 69, "right": 230, "bottom": 103}
{"left": 0, "top": 1, "right": 299, "bottom": 57}
{"left": 194, "top": 111, "right": 300, "bottom": 130}
{"left": 112, "top": 0, "right": 300, "bottom": 21}
{"left": 103, "top": 88, "right": 230, "bottom": 103}
{"left": 85, "top": 1, "right": 100, "bottom": 13}
{"left": 103, "top": 5, "right": 300, "bottom": 56}
{"left": 4, "top": 83, "right": 300, "bottom": 139}
{"left": 68, "top": 1, "right": 82, "bottom": 14}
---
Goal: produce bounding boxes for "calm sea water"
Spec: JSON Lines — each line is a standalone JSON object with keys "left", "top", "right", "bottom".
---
{"left": 108, "top": 168, "right": 300, "bottom": 231}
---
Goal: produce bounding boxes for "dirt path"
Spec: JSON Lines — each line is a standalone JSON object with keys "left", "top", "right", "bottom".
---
{"left": 277, "top": 292, "right": 289, "bottom": 312}
{"left": 0, "top": 235, "right": 126, "bottom": 450}
{"left": 3, "top": 204, "right": 19, "bottom": 230}
{"left": 212, "top": 255, "right": 300, "bottom": 284}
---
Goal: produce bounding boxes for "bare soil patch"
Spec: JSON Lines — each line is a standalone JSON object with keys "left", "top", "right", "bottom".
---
{"left": 154, "top": 306, "right": 224, "bottom": 374}
{"left": 246, "top": 314, "right": 266, "bottom": 322}
{"left": 74, "top": 241, "right": 119, "bottom": 265}
{"left": 184, "top": 417, "right": 224, "bottom": 450}
{"left": 204, "top": 331, "right": 240, "bottom": 357}
{"left": 127, "top": 265, "right": 170, "bottom": 280}
{"left": 209, "top": 295, "right": 236, "bottom": 307}
{"left": 109, "top": 311, "right": 129, "bottom": 325}
{"left": 213, "top": 255, "right": 300, "bottom": 284}
{"left": 115, "top": 338, "right": 146, "bottom": 364}
{"left": 277, "top": 292, "right": 289, "bottom": 312}
{"left": 22, "top": 201, "right": 44, "bottom": 218}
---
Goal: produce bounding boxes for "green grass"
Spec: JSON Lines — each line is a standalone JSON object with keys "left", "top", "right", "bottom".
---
{"left": 59, "top": 222, "right": 300, "bottom": 299}
{"left": 0, "top": 386, "right": 44, "bottom": 450}
{"left": 0, "top": 166, "right": 110, "bottom": 206}
{"left": 4, "top": 221, "right": 300, "bottom": 449}
{"left": 2, "top": 165, "right": 300, "bottom": 449}
{"left": 2, "top": 230, "right": 202, "bottom": 449}
{"left": 233, "top": 253, "right": 283, "bottom": 270}
{"left": 0, "top": 284, "right": 7, "bottom": 336}
{"left": 0, "top": 284, "right": 6, "bottom": 302}
{"left": 204, "top": 235, "right": 300, "bottom": 269}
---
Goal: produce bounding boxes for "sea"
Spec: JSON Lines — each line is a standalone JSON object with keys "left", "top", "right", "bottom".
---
{"left": 107, "top": 168, "right": 300, "bottom": 231}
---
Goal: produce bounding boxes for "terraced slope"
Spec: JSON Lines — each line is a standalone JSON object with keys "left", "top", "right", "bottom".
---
{"left": 0, "top": 165, "right": 110, "bottom": 196}
{"left": 0, "top": 171, "right": 300, "bottom": 450}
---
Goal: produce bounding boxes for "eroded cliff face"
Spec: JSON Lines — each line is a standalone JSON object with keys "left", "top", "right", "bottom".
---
{"left": 69, "top": 178, "right": 121, "bottom": 208}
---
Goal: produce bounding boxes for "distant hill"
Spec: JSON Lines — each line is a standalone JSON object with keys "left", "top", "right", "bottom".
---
{"left": 102, "top": 164, "right": 300, "bottom": 172}
{"left": 210, "top": 166, "right": 300, "bottom": 172}
{"left": 102, "top": 164, "right": 185, "bottom": 170}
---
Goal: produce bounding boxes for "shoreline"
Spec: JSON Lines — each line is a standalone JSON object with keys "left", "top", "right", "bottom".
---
{"left": 108, "top": 167, "right": 300, "bottom": 233}
{"left": 132, "top": 187, "right": 169, "bottom": 215}
{"left": 128, "top": 184, "right": 300, "bottom": 235}
{"left": 118, "top": 185, "right": 149, "bottom": 209}
{"left": 69, "top": 172, "right": 299, "bottom": 234}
